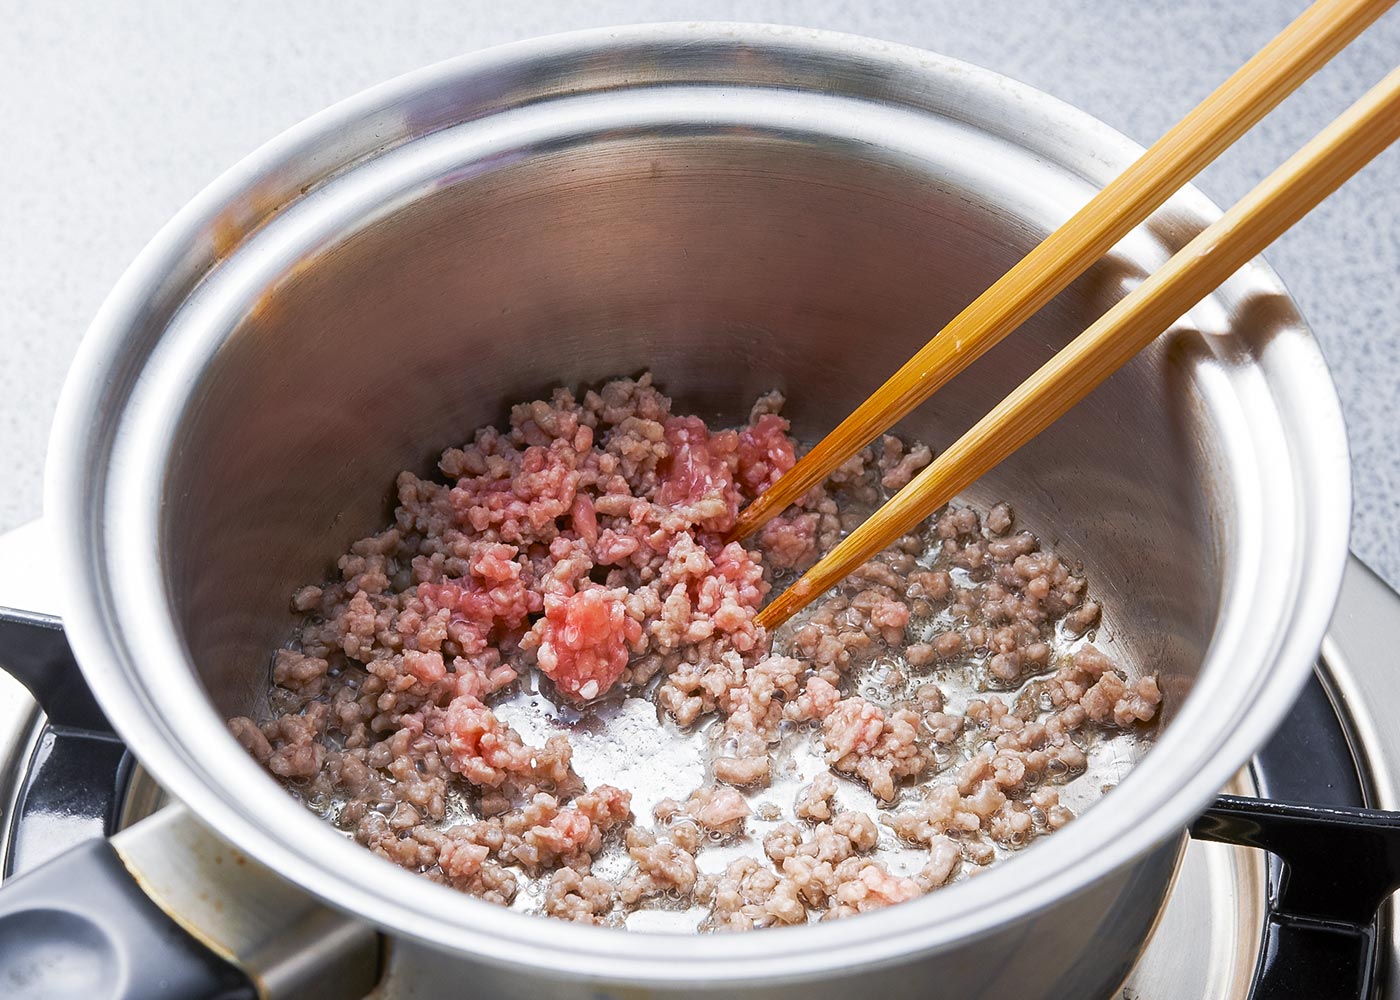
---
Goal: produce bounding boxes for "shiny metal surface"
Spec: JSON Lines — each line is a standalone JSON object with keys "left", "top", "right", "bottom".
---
{"left": 113, "top": 806, "right": 381, "bottom": 1000}
{"left": 42, "top": 23, "right": 1350, "bottom": 998}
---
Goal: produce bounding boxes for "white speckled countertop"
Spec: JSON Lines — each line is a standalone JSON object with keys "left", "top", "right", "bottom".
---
{"left": 3, "top": 2, "right": 1397, "bottom": 586}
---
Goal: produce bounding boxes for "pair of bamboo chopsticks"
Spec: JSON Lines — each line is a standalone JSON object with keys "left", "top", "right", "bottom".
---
{"left": 751, "top": 0, "right": 1399, "bottom": 630}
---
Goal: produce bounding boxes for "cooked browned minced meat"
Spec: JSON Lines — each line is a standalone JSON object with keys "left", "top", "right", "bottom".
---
{"left": 228, "top": 374, "right": 1161, "bottom": 929}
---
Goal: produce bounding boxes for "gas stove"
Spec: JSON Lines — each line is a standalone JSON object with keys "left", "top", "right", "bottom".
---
{"left": 1130, "top": 553, "right": 1400, "bottom": 1000}
{"left": 1, "top": 519, "right": 1397, "bottom": 999}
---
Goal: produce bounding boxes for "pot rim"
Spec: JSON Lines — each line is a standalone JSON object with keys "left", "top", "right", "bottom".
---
{"left": 45, "top": 21, "right": 1351, "bottom": 983}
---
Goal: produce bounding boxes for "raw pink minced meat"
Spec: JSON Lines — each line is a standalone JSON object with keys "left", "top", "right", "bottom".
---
{"left": 530, "top": 587, "right": 642, "bottom": 701}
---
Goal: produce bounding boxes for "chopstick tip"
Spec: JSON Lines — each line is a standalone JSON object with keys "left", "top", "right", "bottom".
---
{"left": 757, "top": 578, "right": 811, "bottom": 630}
{"left": 728, "top": 501, "right": 764, "bottom": 543}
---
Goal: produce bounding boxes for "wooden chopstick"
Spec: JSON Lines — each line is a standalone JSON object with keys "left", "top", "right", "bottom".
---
{"left": 730, "top": 0, "right": 1395, "bottom": 543}
{"left": 757, "top": 65, "right": 1400, "bottom": 630}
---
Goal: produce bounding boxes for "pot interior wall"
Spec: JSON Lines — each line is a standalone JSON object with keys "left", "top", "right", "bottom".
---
{"left": 164, "top": 132, "right": 1223, "bottom": 738}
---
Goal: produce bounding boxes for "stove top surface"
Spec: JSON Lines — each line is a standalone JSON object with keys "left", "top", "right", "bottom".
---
{"left": 0, "top": 522, "right": 1396, "bottom": 999}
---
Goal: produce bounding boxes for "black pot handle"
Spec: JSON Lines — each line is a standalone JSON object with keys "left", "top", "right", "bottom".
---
{"left": 0, "top": 838, "right": 258, "bottom": 999}
{"left": 1, "top": 611, "right": 133, "bottom": 878}
{"left": 1192, "top": 794, "right": 1400, "bottom": 1000}
{"left": 0, "top": 606, "right": 261, "bottom": 999}
{"left": 0, "top": 605, "right": 380, "bottom": 1000}
{"left": 0, "top": 609, "right": 111, "bottom": 732}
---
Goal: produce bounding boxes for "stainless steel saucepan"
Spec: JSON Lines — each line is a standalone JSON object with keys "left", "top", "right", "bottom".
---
{"left": 0, "top": 22, "right": 1354, "bottom": 1000}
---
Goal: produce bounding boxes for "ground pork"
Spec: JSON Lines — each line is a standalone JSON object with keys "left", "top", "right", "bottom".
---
{"left": 656, "top": 785, "right": 752, "bottom": 837}
{"left": 821, "top": 696, "right": 933, "bottom": 801}
{"left": 696, "top": 857, "right": 807, "bottom": 930}
{"left": 544, "top": 868, "right": 618, "bottom": 925}
{"left": 229, "top": 374, "right": 1161, "bottom": 931}
{"left": 528, "top": 586, "right": 642, "bottom": 701}
{"left": 617, "top": 826, "right": 699, "bottom": 905}
{"left": 794, "top": 773, "right": 839, "bottom": 822}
